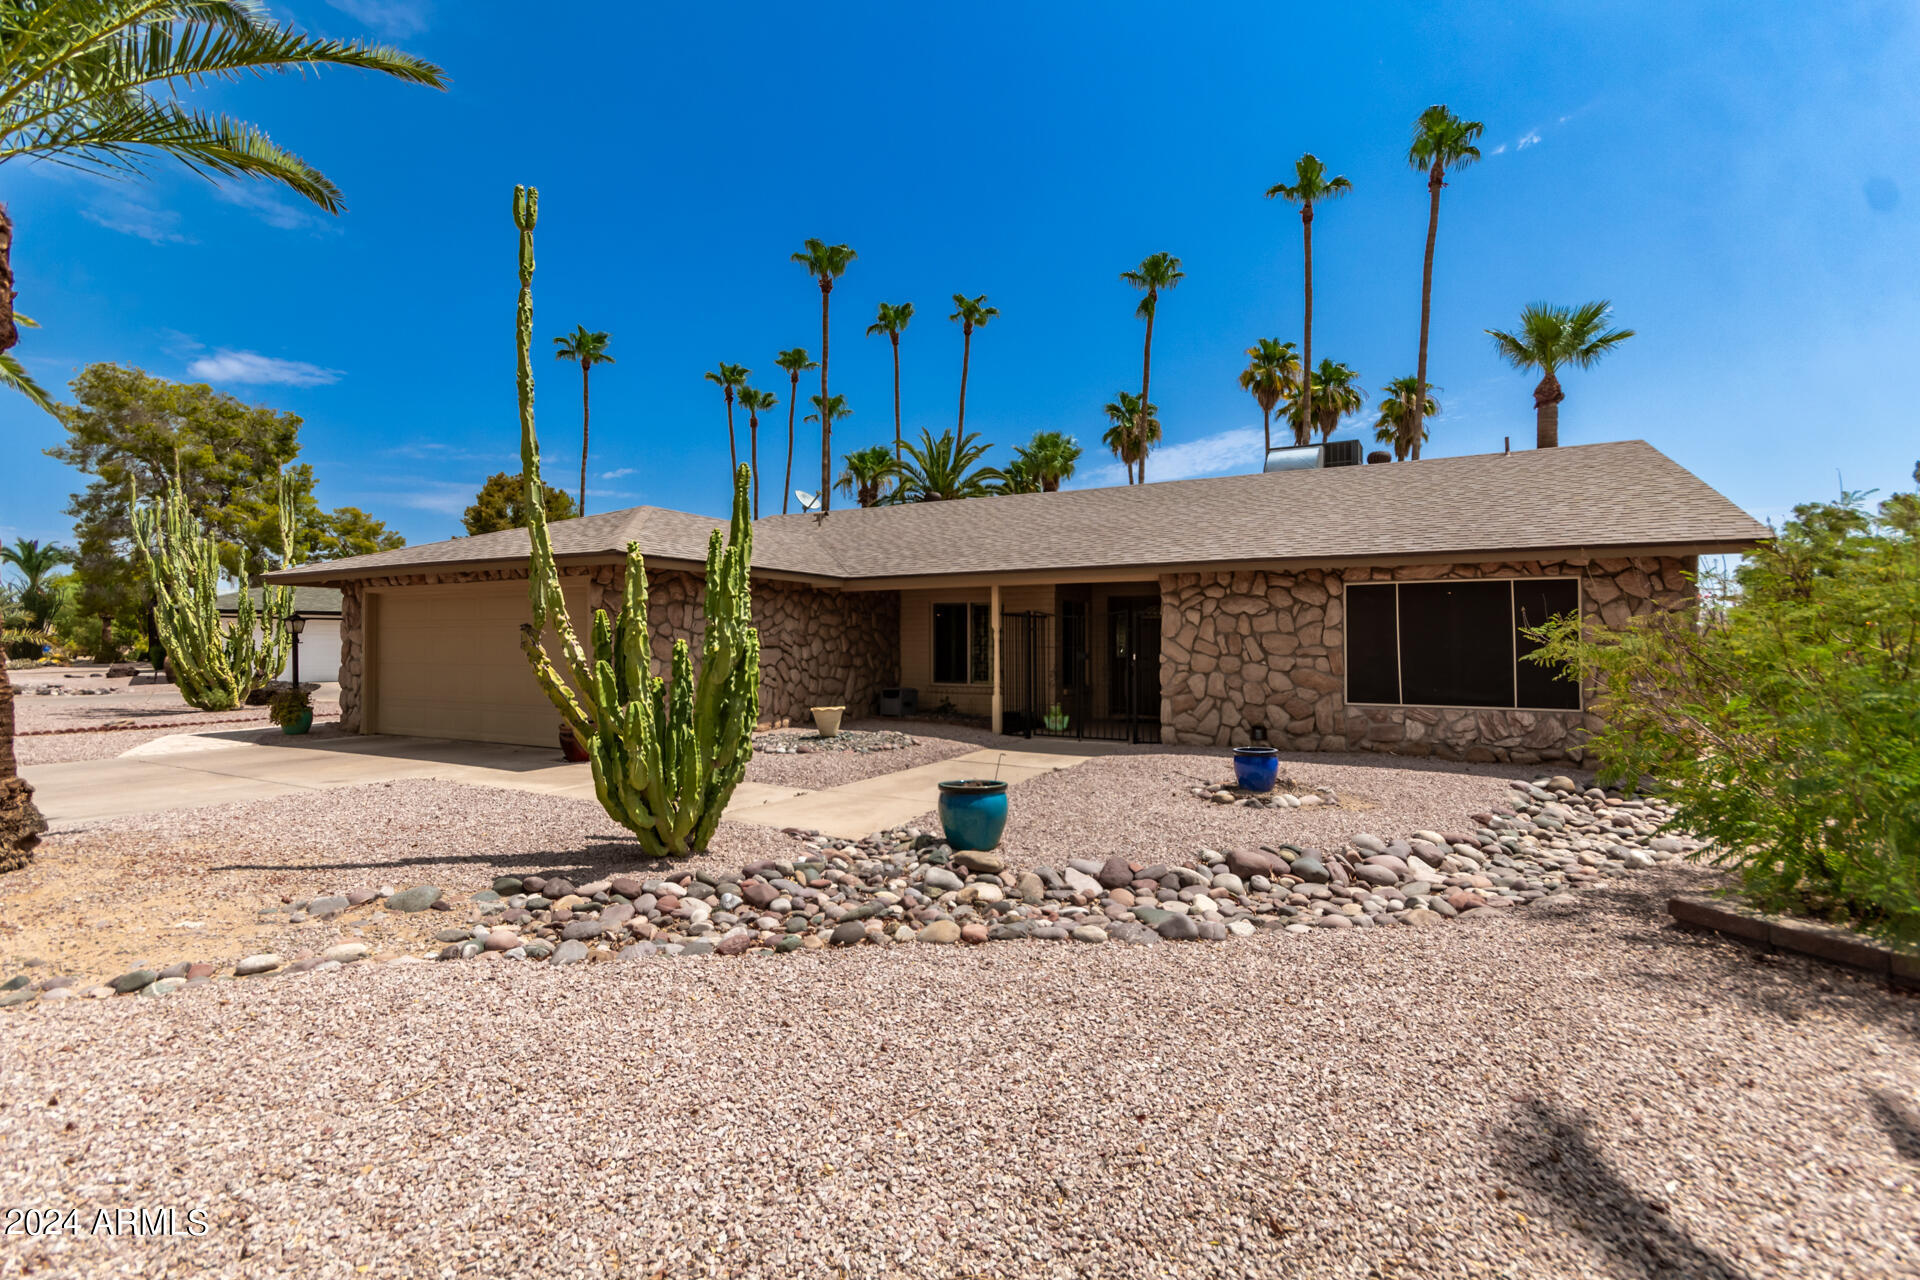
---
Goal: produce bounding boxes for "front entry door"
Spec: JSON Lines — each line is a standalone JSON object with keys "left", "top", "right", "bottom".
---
{"left": 1105, "top": 596, "right": 1161, "bottom": 743}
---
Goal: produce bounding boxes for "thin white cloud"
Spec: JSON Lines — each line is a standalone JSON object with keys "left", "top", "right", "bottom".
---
{"left": 215, "top": 183, "right": 324, "bottom": 232}
{"left": 82, "top": 196, "right": 194, "bottom": 245}
{"left": 1489, "top": 143, "right": 1508, "bottom": 156}
{"left": 1516, "top": 129, "right": 1542, "bottom": 149}
{"left": 600, "top": 467, "right": 637, "bottom": 480}
{"left": 326, "top": 0, "right": 431, "bottom": 36}
{"left": 1076, "top": 426, "right": 1268, "bottom": 488}
{"left": 367, "top": 478, "right": 474, "bottom": 518}
{"left": 186, "top": 349, "right": 342, "bottom": 387}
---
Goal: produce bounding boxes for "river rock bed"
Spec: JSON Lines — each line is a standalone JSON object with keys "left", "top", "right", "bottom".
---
{"left": 751, "top": 728, "right": 917, "bottom": 755}
{"left": 1190, "top": 778, "right": 1342, "bottom": 809}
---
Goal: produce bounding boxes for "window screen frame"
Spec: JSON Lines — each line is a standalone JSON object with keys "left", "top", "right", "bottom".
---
{"left": 931, "top": 601, "right": 995, "bottom": 686}
{"left": 1342, "top": 576, "right": 1583, "bottom": 712}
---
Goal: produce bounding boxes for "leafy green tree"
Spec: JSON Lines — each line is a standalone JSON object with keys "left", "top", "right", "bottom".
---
{"left": 45, "top": 363, "right": 404, "bottom": 650}
{"left": 1528, "top": 486, "right": 1920, "bottom": 944}
{"left": 739, "top": 387, "right": 779, "bottom": 518}
{"left": 949, "top": 293, "right": 998, "bottom": 437}
{"left": 1285, "top": 358, "right": 1363, "bottom": 443}
{"left": 1266, "top": 155, "right": 1352, "bottom": 445}
{"left": 774, "top": 348, "right": 817, "bottom": 514}
{"left": 1016, "top": 430, "right": 1082, "bottom": 492}
{"left": 1373, "top": 376, "right": 1441, "bottom": 461}
{"left": 0, "top": 0, "right": 445, "bottom": 369}
{"left": 1239, "top": 338, "right": 1301, "bottom": 456}
{"left": 1485, "top": 301, "right": 1635, "bottom": 448}
{"left": 1120, "top": 252, "right": 1183, "bottom": 482}
{"left": 891, "top": 428, "right": 1003, "bottom": 502}
{"left": 463, "top": 472, "right": 577, "bottom": 535}
{"left": 552, "top": 326, "right": 614, "bottom": 514}
{"left": 866, "top": 301, "right": 914, "bottom": 460}
{"left": 1102, "top": 391, "right": 1160, "bottom": 483}
{"left": 791, "top": 240, "right": 857, "bottom": 510}
{"left": 835, "top": 444, "right": 897, "bottom": 507}
{"left": 704, "top": 361, "right": 750, "bottom": 475}
{"left": 1405, "top": 105, "right": 1482, "bottom": 461}
{"left": 0, "top": 539, "right": 70, "bottom": 628}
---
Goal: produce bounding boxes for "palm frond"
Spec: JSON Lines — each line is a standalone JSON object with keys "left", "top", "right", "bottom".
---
{"left": 0, "top": 348, "right": 58, "bottom": 416}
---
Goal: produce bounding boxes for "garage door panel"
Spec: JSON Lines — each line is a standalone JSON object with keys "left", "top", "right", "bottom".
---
{"left": 372, "top": 582, "right": 592, "bottom": 747}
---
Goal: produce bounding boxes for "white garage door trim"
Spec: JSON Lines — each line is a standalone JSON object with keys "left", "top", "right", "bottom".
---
{"left": 367, "top": 581, "right": 593, "bottom": 748}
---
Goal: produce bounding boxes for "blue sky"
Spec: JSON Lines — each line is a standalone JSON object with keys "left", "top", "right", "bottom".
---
{"left": 4, "top": 0, "right": 1918, "bottom": 552}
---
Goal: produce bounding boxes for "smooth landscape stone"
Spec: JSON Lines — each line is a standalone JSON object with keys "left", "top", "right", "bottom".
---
{"left": 952, "top": 849, "right": 1006, "bottom": 874}
{"left": 922, "top": 868, "right": 964, "bottom": 893}
{"left": 482, "top": 932, "right": 522, "bottom": 952}
{"left": 140, "top": 977, "right": 189, "bottom": 997}
{"left": 386, "top": 886, "right": 442, "bottom": 913}
{"left": 1062, "top": 868, "right": 1103, "bottom": 897}
{"left": 234, "top": 954, "right": 284, "bottom": 977}
{"left": 916, "top": 920, "right": 962, "bottom": 944}
{"left": 157, "top": 961, "right": 191, "bottom": 980}
{"left": 549, "top": 940, "right": 589, "bottom": 966}
{"left": 1096, "top": 856, "right": 1134, "bottom": 889}
{"left": 307, "top": 895, "right": 350, "bottom": 917}
{"left": 1288, "top": 856, "right": 1330, "bottom": 885}
{"left": 960, "top": 922, "right": 990, "bottom": 944}
{"left": 1155, "top": 914, "right": 1200, "bottom": 941}
{"left": 322, "top": 942, "right": 371, "bottom": 964}
{"left": 109, "top": 969, "right": 157, "bottom": 994}
{"left": 561, "top": 921, "right": 605, "bottom": 941}
{"left": 829, "top": 921, "right": 868, "bottom": 946}
{"left": 1070, "top": 924, "right": 1109, "bottom": 944}
{"left": 0, "top": 989, "right": 38, "bottom": 1007}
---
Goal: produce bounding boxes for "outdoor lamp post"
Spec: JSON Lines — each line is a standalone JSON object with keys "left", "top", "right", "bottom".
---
{"left": 288, "top": 612, "right": 306, "bottom": 687}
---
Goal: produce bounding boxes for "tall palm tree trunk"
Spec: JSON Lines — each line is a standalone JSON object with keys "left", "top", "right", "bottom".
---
{"left": 956, "top": 326, "right": 972, "bottom": 434}
{"left": 1262, "top": 405, "right": 1272, "bottom": 455}
{"left": 784, "top": 374, "right": 798, "bottom": 514}
{"left": 1534, "top": 372, "right": 1564, "bottom": 449}
{"left": 1301, "top": 206, "right": 1315, "bottom": 449}
{"left": 1137, "top": 297, "right": 1155, "bottom": 484}
{"left": 724, "top": 391, "right": 737, "bottom": 474}
{"left": 819, "top": 287, "right": 832, "bottom": 512}
{"left": 1, "top": 650, "right": 46, "bottom": 871}
{"left": 0, "top": 205, "right": 16, "bottom": 354}
{"left": 578, "top": 362, "right": 591, "bottom": 515}
{"left": 749, "top": 413, "right": 759, "bottom": 519}
{"left": 890, "top": 335, "right": 902, "bottom": 461}
{"left": 1411, "top": 163, "right": 1442, "bottom": 461}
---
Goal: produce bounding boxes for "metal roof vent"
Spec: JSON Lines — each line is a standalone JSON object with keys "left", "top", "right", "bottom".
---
{"left": 1263, "top": 444, "right": 1323, "bottom": 473}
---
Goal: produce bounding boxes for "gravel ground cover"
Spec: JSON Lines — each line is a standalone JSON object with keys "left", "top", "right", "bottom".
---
{"left": 0, "top": 866, "right": 1914, "bottom": 1278}
{"left": 11, "top": 674, "right": 342, "bottom": 765}
{"left": 745, "top": 721, "right": 980, "bottom": 789}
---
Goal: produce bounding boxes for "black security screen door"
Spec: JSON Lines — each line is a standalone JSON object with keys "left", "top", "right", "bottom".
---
{"left": 1001, "top": 593, "right": 1160, "bottom": 743}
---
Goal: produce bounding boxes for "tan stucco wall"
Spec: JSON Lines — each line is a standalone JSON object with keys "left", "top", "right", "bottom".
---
{"left": 898, "top": 583, "right": 1054, "bottom": 716}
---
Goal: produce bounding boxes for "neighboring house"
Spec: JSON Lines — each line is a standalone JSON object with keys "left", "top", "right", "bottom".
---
{"left": 214, "top": 586, "right": 343, "bottom": 684}
{"left": 265, "top": 440, "right": 1767, "bottom": 763}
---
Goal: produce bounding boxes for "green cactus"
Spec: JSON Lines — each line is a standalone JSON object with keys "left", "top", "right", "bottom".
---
{"left": 130, "top": 472, "right": 296, "bottom": 712}
{"left": 511, "top": 185, "right": 761, "bottom": 857}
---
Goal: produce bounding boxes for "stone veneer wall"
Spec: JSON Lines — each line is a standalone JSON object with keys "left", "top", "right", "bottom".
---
{"left": 1159, "top": 556, "right": 1696, "bottom": 764}
{"left": 335, "top": 565, "right": 897, "bottom": 734}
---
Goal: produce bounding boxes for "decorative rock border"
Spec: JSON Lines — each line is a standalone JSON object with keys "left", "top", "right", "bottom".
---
{"left": 752, "top": 729, "right": 917, "bottom": 756}
{"left": 1668, "top": 896, "right": 1920, "bottom": 990}
{"left": 1188, "top": 779, "right": 1340, "bottom": 809}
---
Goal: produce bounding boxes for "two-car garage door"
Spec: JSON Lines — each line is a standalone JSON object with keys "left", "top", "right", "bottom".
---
{"left": 369, "top": 581, "right": 591, "bottom": 747}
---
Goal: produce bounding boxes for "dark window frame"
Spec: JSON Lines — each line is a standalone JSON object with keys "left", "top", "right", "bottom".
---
{"left": 932, "top": 601, "right": 995, "bottom": 686}
{"left": 1342, "top": 577, "right": 1583, "bottom": 712}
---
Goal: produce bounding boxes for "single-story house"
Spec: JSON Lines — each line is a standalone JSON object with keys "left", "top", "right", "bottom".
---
{"left": 215, "top": 585, "right": 343, "bottom": 684}
{"left": 265, "top": 440, "right": 1768, "bottom": 764}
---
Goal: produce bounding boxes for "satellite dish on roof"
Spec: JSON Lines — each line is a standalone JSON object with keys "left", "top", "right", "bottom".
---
{"left": 794, "top": 490, "right": 820, "bottom": 512}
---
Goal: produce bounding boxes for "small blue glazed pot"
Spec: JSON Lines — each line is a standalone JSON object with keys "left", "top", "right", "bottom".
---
{"left": 937, "top": 779, "right": 1010, "bottom": 852}
{"left": 1232, "top": 745, "right": 1281, "bottom": 793}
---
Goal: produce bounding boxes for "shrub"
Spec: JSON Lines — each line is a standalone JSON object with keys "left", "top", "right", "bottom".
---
{"left": 268, "top": 686, "right": 311, "bottom": 727}
{"left": 1528, "top": 485, "right": 1920, "bottom": 945}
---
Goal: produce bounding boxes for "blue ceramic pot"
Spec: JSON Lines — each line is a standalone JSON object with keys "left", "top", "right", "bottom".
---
{"left": 937, "top": 779, "right": 1010, "bottom": 852}
{"left": 281, "top": 709, "right": 313, "bottom": 736}
{"left": 1232, "top": 745, "right": 1280, "bottom": 793}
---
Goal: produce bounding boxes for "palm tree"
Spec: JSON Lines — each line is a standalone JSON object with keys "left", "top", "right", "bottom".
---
{"left": 1102, "top": 391, "right": 1161, "bottom": 484}
{"left": 835, "top": 444, "right": 898, "bottom": 508}
{"left": 552, "top": 326, "right": 614, "bottom": 514}
{"left": 1239, "top": 338, "right": 1301, "bottom": 455}
{"left": 1485, "top": 302, "right": 1636, "bottom": 448}
{"left": 1266, "top": 155, "right": 1352, "bottom": 446}
{"left": 1, "top": 313, "right": 55, "bottom": 417}
{"left": 1373, "top": 376, "right": 1442, "bottom": 461}
{"left": 804, "top": 394, "right": 853, "bottom": 503}
{"left": 1119, "top": 253, "right": 1184, "bottom": 481}
{"left": 739, "top": 387, "right": 779, "bottom": 518}
{"left": 791, "top": 239, "right": 857, "bottom": 510}
{"left": 774, "top": 348, "right": 817, "bottom": 514}
{"left": 1406, "top": 106, "right": 1484, "bottom": 460}
{"left": 998, "top": 454, "right": 1042, "bottom": 495}
{"left": 1285, "top": 358, "right": 1364, "bottom": 444}
{"left": 1017, "top": 430, "right": 1082, "bottom": 492}
{"left": 866, "top": 301, "right": 914, "bottom": 461}
{"left": 1, "top": 539, "right": 70, "bottom": 628}
{"left": 0, "top": 2, "right": 446, "bottom": 365}
{"left": 891, "top": 428, "right": 1004, "bottom": 502}
{"left": 705, "top": 361, "right": 750, "bottom": 475}
{"left": 949, "top": 294, "right": 998, "bottom": 435}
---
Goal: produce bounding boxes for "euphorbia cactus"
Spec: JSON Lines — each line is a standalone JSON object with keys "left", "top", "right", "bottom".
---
{"left": 511, "top": 185, "right": 761, "bottom": 856}
{"left": 130, "top": 473, "right": 295, "bottom": 712}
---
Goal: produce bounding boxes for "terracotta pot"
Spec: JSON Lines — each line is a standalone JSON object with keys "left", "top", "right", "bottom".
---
{"left": 558, "top": 723, "right": 590, "bottom": 763}
{"left": 811, "top": 705, "right": 845, "bottom": 737}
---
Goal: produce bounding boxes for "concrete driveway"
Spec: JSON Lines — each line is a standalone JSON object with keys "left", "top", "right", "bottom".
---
{"left": 23, "top": 729, "right": 1090, "bottom": 839}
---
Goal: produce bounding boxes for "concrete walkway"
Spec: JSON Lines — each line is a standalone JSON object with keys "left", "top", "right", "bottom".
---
{"left": 23, "top": 729, "right": 1091, "bottom": 839}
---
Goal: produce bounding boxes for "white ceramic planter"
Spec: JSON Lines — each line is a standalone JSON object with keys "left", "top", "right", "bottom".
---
{"left": 811, "top": 705, "right": 845, "bottom": 737}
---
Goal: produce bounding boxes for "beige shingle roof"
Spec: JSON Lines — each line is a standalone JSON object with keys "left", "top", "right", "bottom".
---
{"left": 270, "top": 440, "right": 1768, "bottom": 587}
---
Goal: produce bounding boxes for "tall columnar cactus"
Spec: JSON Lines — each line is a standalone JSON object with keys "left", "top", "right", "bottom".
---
{"left": 130, "top": 473, "right": 296, "bottom": 711}
{"left": 511, "top": 185, "right": 761, "bottom": 857}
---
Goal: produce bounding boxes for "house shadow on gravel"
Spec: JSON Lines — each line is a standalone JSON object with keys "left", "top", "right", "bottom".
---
{"left": 1868, "top": 1088, "right": 1920, "bottom": 1164}
{"left": 208, "top": 839, "right": 652, "bottom": 882}
{"left": 1496, "top": 1098, "right": 1754, "bottom": 1280}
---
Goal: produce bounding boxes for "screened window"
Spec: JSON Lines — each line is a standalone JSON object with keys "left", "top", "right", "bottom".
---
{"left": 933, "top": 603, "right": 995, "bottom": 685}
{"left": 1345, "top": 579, "right": 1580, "bottom": 710}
